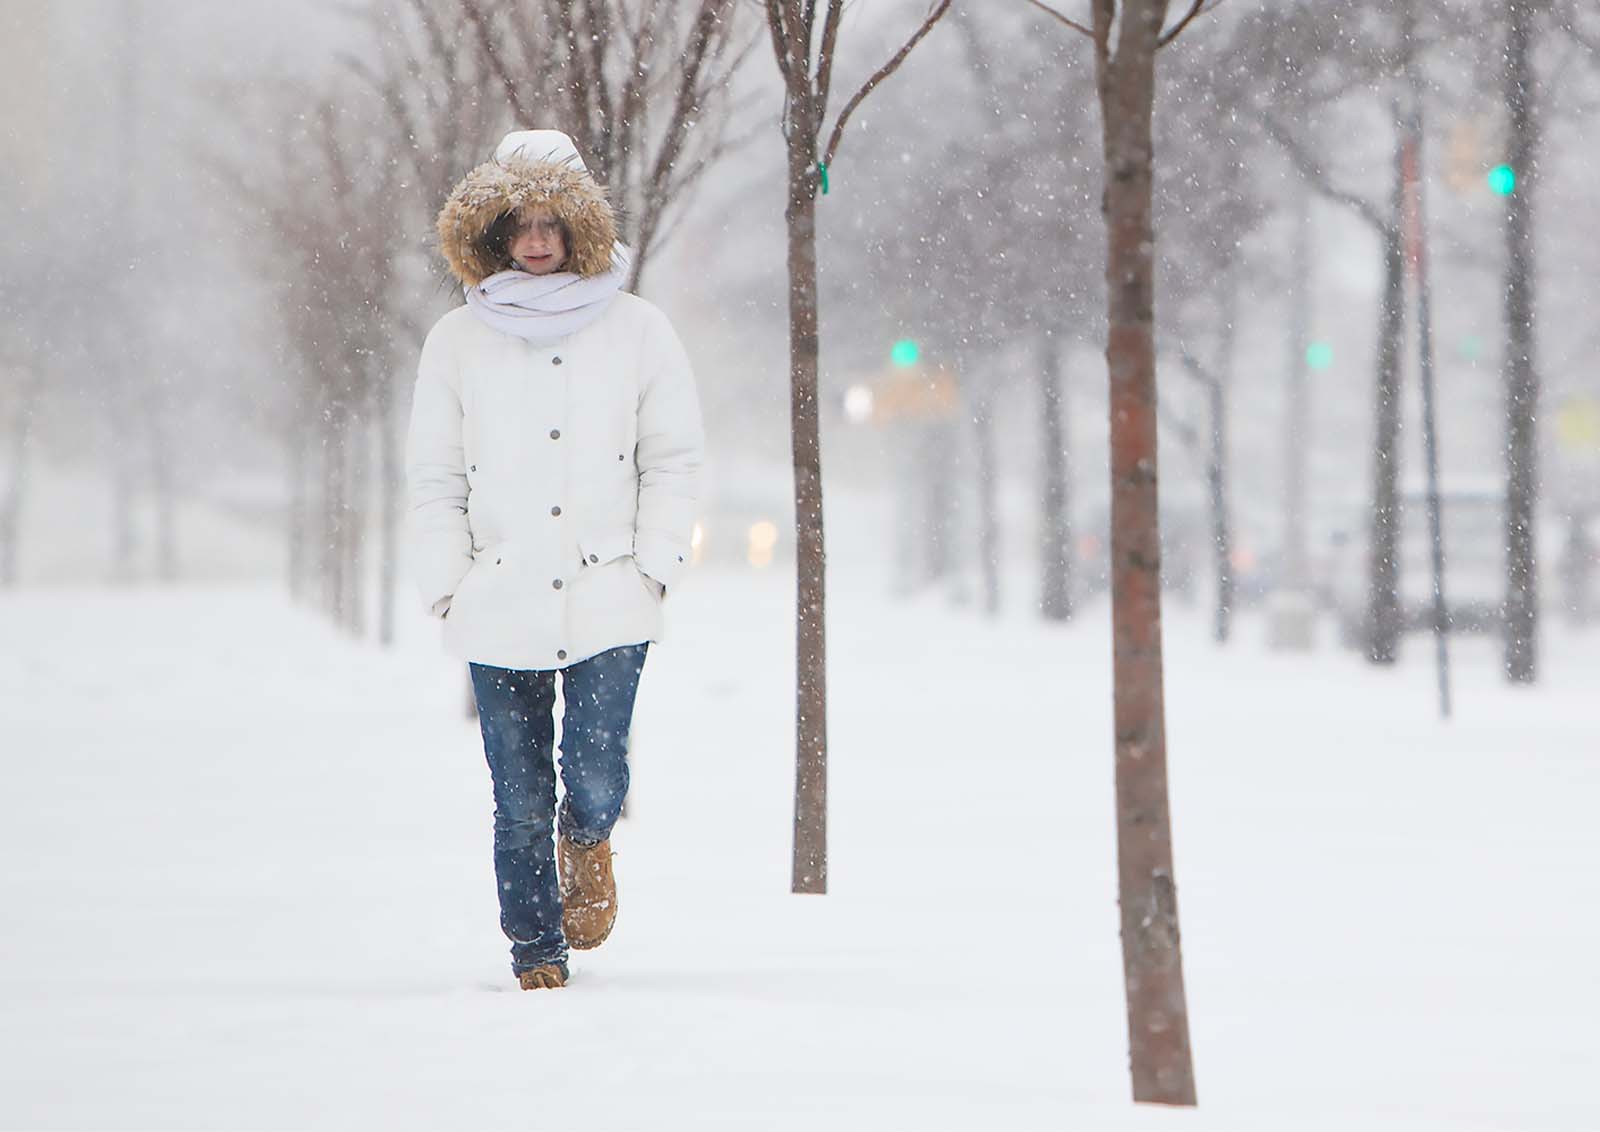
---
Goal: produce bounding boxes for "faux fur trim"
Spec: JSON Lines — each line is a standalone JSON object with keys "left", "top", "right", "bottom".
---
{"left": 436, "top": 158, "right": 618, "bottom": 287}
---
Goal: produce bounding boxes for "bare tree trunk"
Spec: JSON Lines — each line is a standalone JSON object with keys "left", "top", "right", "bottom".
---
{"left": 1503, "top": 0, "right": 1540, "bottom": 683}
{"left": 0, "top": 367, "right": 44, "bottom": 587}
{"left": 1284, "top": 188, "right": 1311, "bottom": 595}
{"left": 1209, "top": 270, "right": 1236, "bottom": 644}
{"left": 146, "top": 384, "right": 178, "bottom": 582}
{"left": 1039, "top": 335, "right": 1073, "bottom": 620}
{"left": 1366, "top": 131, "right": 1407, "bottom": 665}
{"left": 287, "top": 418, "right": 308, "bottom": 602}
{"left": 108, "top": 385, "right": 141, "bottom": 582}
{"left": 376, "top": 371, "right": 400, "bottom": 646}
{"left": 323, "top": 407, "right": 346, "bottom": 626}
{"left": 1206, "top": 369, "right": 1230, "bottom": 643}
{"left": 1095, "top": 0, "right": 1197, "bottom": 1106}
{"left": 785, "top": 123, "right": 828, "bottom": 896}
{"left": 974, "top": 392, "right": 1001, "bottom": 617}
{"left": 345, "top": 409, "right": 368, "bottom": 637}
{"left": 925, "top": 423, "right": 956, "bottom": 586}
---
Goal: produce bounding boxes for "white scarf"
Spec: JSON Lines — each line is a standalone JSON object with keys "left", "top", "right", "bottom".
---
{"left": 464, "top": 244, "right": 632, "bottom": 344}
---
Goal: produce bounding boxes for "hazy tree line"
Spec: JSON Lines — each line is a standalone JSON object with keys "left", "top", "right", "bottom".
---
{"left": 3, "top": 0, "right": 1594, "bottom": 682}
{"left": 797, "top": 0, "right": 1598, "bottom": 676}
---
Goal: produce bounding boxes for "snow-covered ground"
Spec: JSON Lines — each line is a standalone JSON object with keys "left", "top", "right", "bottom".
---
{"left": 3, "top": 554, "right": 1598, "bottom": 1130}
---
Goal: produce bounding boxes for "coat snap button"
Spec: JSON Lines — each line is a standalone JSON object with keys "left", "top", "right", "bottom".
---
{"left": 552, "top": 356, "right": 564, "bottom": 366}
{"left": 550, "top": 429, "right": 561, "bottom": 440}
{"left": 557, "top": 649, "right": 567, "bottom": 661}
{"left": 588, "top": 554, "right": 599, "bottom": 564}
{"left": 495, "top": 557, "right": 502, "bottom": 565}
{"left": 470, "top": 464, "right": 477, "bottom": 472}
{"left": 618, "top": 454, "right": 624, "bottom": 461}
{"left": 552, "top": 578, "right": 563, "bottom": 590}
{"left": 551, "top": 505, "right": 562, "bottom": 517}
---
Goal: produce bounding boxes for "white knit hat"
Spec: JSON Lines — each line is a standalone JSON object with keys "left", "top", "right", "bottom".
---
{"left": 494, "top": 129, "right": 588, "bottom": 174}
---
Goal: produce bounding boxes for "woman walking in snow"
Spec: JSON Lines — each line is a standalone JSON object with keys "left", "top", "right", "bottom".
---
{"left": 405, "top": 130, "right": 704, "bottom": 990}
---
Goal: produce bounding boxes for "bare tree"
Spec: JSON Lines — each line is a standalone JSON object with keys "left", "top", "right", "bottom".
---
{"left": 1027, "top": 0, "right": 1217, "bottom": 1106}
{"left": 1259, "top": 86, "right": 1408, "bottom": 663}
{"left": 1502, "top": 0, "right": 1541, "bottom": 682}
{"left": 763, "top": 0, "right": 952, "bottom": 894}
{"left": 226, "top": 87, "right": 405, "bottom": 636}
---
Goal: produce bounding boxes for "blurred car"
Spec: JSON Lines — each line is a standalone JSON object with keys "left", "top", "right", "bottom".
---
{"left": 689, "top": 480, "right": 793, "bottom": 572}
{"left": 1323, "top": 486, "right": 1507, "bottom": 648}
{"left": 1072, "top": 502, "right": 1263, "bottom": 607}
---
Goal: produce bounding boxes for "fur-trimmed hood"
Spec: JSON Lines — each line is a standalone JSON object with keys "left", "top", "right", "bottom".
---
{"left": 436, "top": 132, "right": 619, "bottom": 287}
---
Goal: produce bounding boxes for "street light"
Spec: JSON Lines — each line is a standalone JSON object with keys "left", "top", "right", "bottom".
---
{"left": 843, "top": 384, "right": 874, "bottom": 424}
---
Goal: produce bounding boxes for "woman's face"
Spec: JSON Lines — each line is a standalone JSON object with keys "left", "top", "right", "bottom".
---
{"left": 509, "top": 209, "right": 568, "bottom": 275}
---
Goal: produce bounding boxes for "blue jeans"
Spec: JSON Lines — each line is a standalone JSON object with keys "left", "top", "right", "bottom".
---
{"left": 468, "top": 643, "right": 648, "bottom": 973}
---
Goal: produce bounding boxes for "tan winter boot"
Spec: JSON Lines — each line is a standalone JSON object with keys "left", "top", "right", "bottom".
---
{"left": 517, "top": 963, "right": 568, "bottom": 990}
{"left": 558, "top": 835, "right": 617, "bottom": 950}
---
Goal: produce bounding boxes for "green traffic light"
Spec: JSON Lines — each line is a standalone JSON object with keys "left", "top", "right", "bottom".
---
{"left": 891, "top": 339, "right": 920, "bottom": 367}
{"left": 1488, "top": 164, "right": 1516, "bottom": 196}
{"left": 1306, "top": 341, "right": 1333, "bottom": 371}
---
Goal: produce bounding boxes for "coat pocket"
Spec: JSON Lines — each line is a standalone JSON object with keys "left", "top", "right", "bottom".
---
{"left": 577, "top": 529, "right": 635, "bottom": 571}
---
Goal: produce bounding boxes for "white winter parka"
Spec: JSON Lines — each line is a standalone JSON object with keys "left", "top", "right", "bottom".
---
{"left": 404, "top": 293, "right": 704, "bottom": 670}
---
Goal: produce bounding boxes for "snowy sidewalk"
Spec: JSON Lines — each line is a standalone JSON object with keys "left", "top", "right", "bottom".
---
{"left": 2, "top": 576, "right": 1597, "bottom": 1130}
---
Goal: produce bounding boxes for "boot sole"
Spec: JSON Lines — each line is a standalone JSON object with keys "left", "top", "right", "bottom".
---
{"left": 566, "top": 921, "right": 614, "bottom": 951}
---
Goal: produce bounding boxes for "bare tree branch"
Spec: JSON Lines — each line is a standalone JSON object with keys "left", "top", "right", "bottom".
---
{"left": 1017, "top": 0, "right": 1094, "bottom": 39}
{"left": 337, "top": 52, "right": 430, "bottom": 191}
{"left": 581, "top": 0, "right": 617, "bottom": 156}
{"left": 765, "top": 0, "right": 795, "bottom": 86}
{"left": 1559, "top": 0, "right": 1600, "bottom": 55}
{"left": 556, "top": 0, "right": 601, "bottom": 163}
{"left": 815, "top": 0, "right": 845, "bottom": 108}
{"left": 822, "top": 0, "right": 952, "bottom": 168}
{"left": 1260, "top": 112, "right": 1393, "bottom": 236}
{"left": 1020, "top": 0, "right": 1094, "bottom": 40}
{"left": 1175, "top": 347, "right": 1221, "bottom": 391}
{"left": 408, "top": 0, "right": 464, "bottom": 120}
{"left": 1155, "top": 393, "right": 1201, "bottom": 456}
{"left": 1091, "top": 0, "right": 1113, "bottom": 73}
{"left": 781, "top": 0, "right": 812, "bottom": 95}
{"left": 460, "top": 0, "right": 533, "bottom": 125}
{"left": 1157, "top": 0, "right": 1215, "bottom": 49}
{"left": 631, "top": 0, "right": 736, "bottom": 286}
{"left": 619, "top": 0, "right": 666, "bottom": 129}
